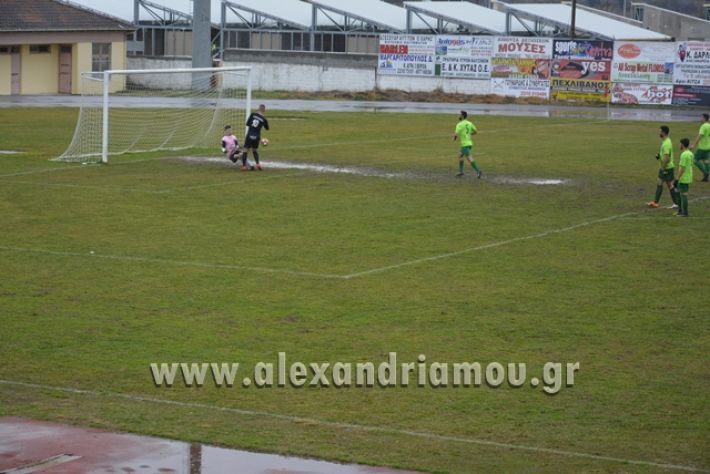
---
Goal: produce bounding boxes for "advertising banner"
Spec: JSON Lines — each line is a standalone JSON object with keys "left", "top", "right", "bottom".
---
{"left": 552, "top": 39, "right": 614, "bottom": 61}
{"left": 491, "top": 58, "right": 551, "bottom": 79}
{"left": 552, "top": 59, "right": 611, "bottom": 81}
{"left": 378, "top": 34, "right": 436, "bottom": 76}
{"left": 611, "top": 41, "right": 675, "bottom": 84}
{"left": 491, "top": 37, "right": 552, "bottom": 98}
{"left": 490, "top": 78, "right": 550, "bottom": 99}
{"left": 552, "top": 78, "right": 610, "bottom": 102}
{"left": 551, "top": 40, "right": 613, "bottom": 102}
{"left": 611, "top": 83, "right": 673, "bottom": 105}
{"left": 672, "top": 85, "right": 710, "bottom": 106}
{"left": 436, "top": 36, "right": 492, "bottom": 79}
{"left": 494, "top": 37, "right": 553, "bottom": 59}
{"left": 674, "top": 41, "right": 710, "bottom": 86}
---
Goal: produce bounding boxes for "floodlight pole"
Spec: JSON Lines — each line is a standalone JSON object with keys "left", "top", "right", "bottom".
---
{"left": 570, "top": 0, "right": 577, "bottom": 37}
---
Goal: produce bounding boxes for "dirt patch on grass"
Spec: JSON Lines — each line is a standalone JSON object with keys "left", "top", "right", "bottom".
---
{"left": 274, "top": 89, "right": 554, "bottom": 105}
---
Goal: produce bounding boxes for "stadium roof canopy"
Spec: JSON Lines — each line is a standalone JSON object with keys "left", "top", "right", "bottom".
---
{"left": 497, "top": 2, "right": 671, "bottom": 40}
{"left": 302, "top": 0, "right": 420, "bottom": 32}
{"left": 403, "top": 1, "right": 532, "bottom": 35}
{"left": 223, "top": 0, "right": 433, "bottom": 32}
{"left": 222, "top": 0, "right": 315, "bottom": 30}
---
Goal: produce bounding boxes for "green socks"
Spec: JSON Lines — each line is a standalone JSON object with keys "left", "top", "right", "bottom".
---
{"left": 654, "top": 185, "right": 663, "bottom": 203}
{"left": 680, "top": 194, "right": 689, "bottom": 216}
{"left": 470, "top": 160, "right": 480, "bottom": 173}
{"left": 459, "top": 160, "right": 464, "bottom": 173}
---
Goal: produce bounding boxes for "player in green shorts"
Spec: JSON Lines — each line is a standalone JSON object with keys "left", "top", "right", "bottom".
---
{"left": 690, "top": 113, "right": 710, "bottom": 182}
{"left": 647, "top": 125, "right": 680, "bottom": 209}
{"left": 453, "top": 110, "right": 482, "bottom": 178}
{"left": 676, "top": 138, "right": 694, "bottom": 217}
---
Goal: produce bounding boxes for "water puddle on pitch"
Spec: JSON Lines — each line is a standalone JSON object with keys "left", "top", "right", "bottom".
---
{"left": 179, "top": 156, "right": 569, "bottom": 186}
{"left": 491, "top": 176, "right": 568, "bottom": 186}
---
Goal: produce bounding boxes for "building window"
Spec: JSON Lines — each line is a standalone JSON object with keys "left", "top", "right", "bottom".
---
{"left": 30, "top": 45, "right": 51, "bottom": 53}
{"left": 92, "top": 43, "right": 111, "bottom": 72}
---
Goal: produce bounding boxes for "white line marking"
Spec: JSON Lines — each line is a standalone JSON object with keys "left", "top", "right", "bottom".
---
{"left": 0, "top": 246, "right": 344, "bottom": 280}
{"left": 0, "top": 380, "right": 706, "bottom": 473}
{"left": 342, "top": 196, "right": 710, "bottom": 279}
{"left": 343, "top": 212, "right": 635, "bottom": 279}
{"left": 2, "top": 181, "right": 168, "bottom": 194}
{"left": 1, "top": 198, "right": 706, "bottom": 280}
{"left": 619, "top": 216, "right": 710, "bottom": 220}
{"left": 2, "top": 172, "right": 309, "bottom": 195}
{"left": 1, "top": 454, "right": 82, "bottom": 474}
{"left": 164, "top": 171, "right": 309, "bottom": 191}
{"left": 0, "top": 156, "right": 172, "bottom": 179}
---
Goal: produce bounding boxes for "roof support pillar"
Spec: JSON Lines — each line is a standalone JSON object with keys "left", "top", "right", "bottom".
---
{"left": 220, "top": 0, "right": 226, "bottom": 59}
{"left": 310, "top": 4, "right": 316, "bottom": 52}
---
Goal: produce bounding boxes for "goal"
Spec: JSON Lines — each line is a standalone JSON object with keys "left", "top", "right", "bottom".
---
{"left": 56, "top": 66, "right": 252, "bottom": 163}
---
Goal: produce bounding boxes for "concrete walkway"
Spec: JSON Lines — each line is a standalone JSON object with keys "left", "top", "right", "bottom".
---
{"left": 0, "top": 417, "right": 424, "bottom": 474}
{"left": 0, "top": 95, "right": 700, "bottom": 122}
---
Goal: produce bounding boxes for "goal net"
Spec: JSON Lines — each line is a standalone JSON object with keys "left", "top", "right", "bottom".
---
{"left": 56, "top": 67, "right": 252, "bottom": 163}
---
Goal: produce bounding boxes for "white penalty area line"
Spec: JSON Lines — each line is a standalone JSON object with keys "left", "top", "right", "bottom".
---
{"left": 1, "top": 198, "right": 707, "bottom": 280}
{"left": 0, "top": 379, "right": 706, "bottom": 473}
{"left": 0, "top": 246, "right": 343, "bottom": 280}
{"left": 3, "top": 180, "right": 169, "bottom": 194}
{"left": 162, "top": 171, "right": 309, "bottom": 192}
{"left": 341, "top": 196, "right": 710, "bottom": 279}
{"left": 1, "top": 171, "right": 310, "bottom": 194}
{"left": 0, "top": 156, "right": 173, "bottom": 179}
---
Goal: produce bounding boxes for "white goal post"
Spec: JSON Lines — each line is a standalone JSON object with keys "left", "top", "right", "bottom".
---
{"left": 56, "top": 66, "right": 252, "bottom": 164}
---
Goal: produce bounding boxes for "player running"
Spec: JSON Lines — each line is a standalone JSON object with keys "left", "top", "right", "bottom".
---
{"left": 242, "top": 104, "right": 269, "bottom": 171}
{"left": 676, "top": 138, "right": 694, "bottom": 217}
{"left": 647, "top": 125, "right": 680, "bottom": 209}
{"left": 453, "top": 111, "right": 482, "bottom": 178}
{"left": 690, "top": 113, "right": 710, "bottom": 182}
{"left": 220, "top": 125, "right": 242, "bottom": 164}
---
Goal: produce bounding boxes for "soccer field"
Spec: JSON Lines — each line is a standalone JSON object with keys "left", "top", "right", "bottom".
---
{"left": 0, "top": 107, "right": 708, "bottom": 473}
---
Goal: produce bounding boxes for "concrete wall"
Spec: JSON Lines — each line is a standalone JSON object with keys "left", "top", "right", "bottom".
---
{"left": 636, "top": 4, "right": 710, "bottom": 40}
{"left": 127, "top": 51, "right": 493, "bottom": 94}
{"left": 377, "top": 75, "right": 491, "bottom": 94}
{"left": 125, "top": 56, "right": 191, "bottom": 89}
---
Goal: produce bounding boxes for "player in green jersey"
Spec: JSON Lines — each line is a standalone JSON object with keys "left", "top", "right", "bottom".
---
{"left": 676, "top": 138, "right": 694, "bottom": 217}
{"left": 647, "top": 125, "right": 681, "bottom": 209}
{"left": 690, "top": 113, "right": 710, "bottom": 182}
{"left": 453, "top": 111, "right": 482, "bottom": 178}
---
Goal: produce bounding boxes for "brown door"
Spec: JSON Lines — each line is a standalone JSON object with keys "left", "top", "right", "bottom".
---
{"left": 10, "top": 46, "right": 20, "bottom": 95}
{"left": 59, "top": 45, "right": 72, "bottom": 94}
